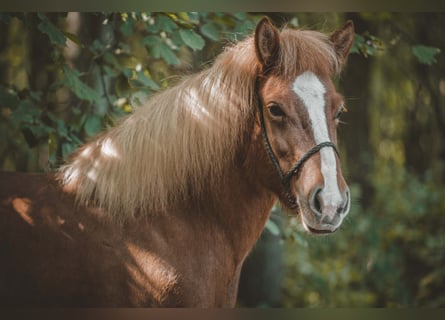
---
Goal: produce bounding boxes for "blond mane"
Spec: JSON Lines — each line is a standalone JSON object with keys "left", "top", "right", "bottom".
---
{"left": 58, "top": 27, "right": 340, "bottom": 221}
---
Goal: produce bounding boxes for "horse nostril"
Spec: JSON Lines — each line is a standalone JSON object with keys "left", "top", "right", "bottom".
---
{"left": 310, "top": 187, "right": 323, "bottom": 215}
{"left": 336, "top": 206, "right": 344, "bottom": 215}
{"left": 343, "top": 189, "right": 351, "bottom": 213}
{"left": 337, "top": 189, "right": 351, "bottom": 215}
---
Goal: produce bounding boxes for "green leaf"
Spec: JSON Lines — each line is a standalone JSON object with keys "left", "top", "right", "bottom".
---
{"left": 158, "top": 42, "right": 180, "bottom": 65}
{"left": 136, "top": 71, "right": 160, "bottom": 90}
{"left": 350, "top": 34, "right": 364, "bottom": 55}
{"left": 289, "top": 17, "right": 299, "bottom": 28}
{"left": 187, "top": 12, "right": 200, "bottom": 24}
{"left": 0, "top": 85, "right": 19, "bottom": 109}
{"left": 412, "top": 45, "right": 441, "bottom": 65}
{"left": 120, "top": 18, "right": 134, "bottom": 37}
{"left": 122, "top": 68, "right": 134, "bottom": 79}
{"left": 265, "top": 219, "right": 281, "bottom": 237}
{"left": 179, "top": 29, "right": 205, "bottom": 51}
{"left": 234, "top": 20, "right": 256, "bottom": 37}
{"left": 143, "top": 36, "right": 180, "bottom": 65}
{"left": 37, "top": 13, "right": 66, "bottom": 46}
{"left": 103, "top": 52, "right": 120, "bottom": 69}
{"left": 61, "top": 142, "right": 77, "bottom": 159}
{"left": 233, "top": 12, "right": 247, "bottom": 21}
{"left": 63, "top": 66, "right": 101, "bottom": 103}
{"left": 47, "top": 112, "right": 69, "bottom": 139}
{"left": 142, "top": 35, "right": 161, "bottom": 48}
{"left": 200, "top": 22, "right": 220, "bottom": 41}
{"left": 90, "top": 39, "right": 105, "bottom": 55}
{"left": 170, "top": 31, "right": 185, "bottom": 48}
{"left": 84, "top": 114, "right": 103, "bottom": 136}
{"left": 102, "top": 64, "right": 117, "bottom": 77}
{"left": 155, "top": 15, "right": 178, "bottom": 33}
{"left": 63, "top": 31, "right": 83, "bottom": 47}
{"left": 28, "top": 123, "right": 53, "bottom": 138}
{"left": 351, "top": 33, "right": 382, "bottom": 58}
{"left": 177, "top": 12, "right": 199, "bottom": 26}
{"left": 10, "top": 100, "right": 40, "bottom": 127}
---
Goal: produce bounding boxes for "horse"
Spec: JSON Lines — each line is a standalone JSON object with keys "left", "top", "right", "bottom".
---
{"left": 0, "top": 17, "right": 354, "bottom": 307}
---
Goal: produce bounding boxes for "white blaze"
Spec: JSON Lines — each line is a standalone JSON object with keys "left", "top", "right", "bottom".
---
{"left": 292, "top": 71, "right": 343, "bottom": 212}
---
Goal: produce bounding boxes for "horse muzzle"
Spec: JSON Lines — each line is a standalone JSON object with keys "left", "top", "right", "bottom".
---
{"left": 299, "top": 186, "right": 351, "bottom": 235}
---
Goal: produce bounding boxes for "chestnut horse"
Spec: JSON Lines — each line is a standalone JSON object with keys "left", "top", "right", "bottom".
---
{"left": 0, "top": 18, "right": 354, "bottom": 307}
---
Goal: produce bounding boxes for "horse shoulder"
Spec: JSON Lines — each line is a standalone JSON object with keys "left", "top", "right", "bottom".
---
{"left": 0, "top": 172, "right": 136, "bottom": 306}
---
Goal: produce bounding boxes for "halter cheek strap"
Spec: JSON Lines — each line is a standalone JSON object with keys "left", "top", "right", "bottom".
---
{"left": 256, "top": 86, "right": 339, "bottom": 210}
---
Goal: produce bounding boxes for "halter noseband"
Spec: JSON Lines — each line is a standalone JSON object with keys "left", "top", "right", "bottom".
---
{"left": 256, "top": 82, "right": 339, "bottom": 210}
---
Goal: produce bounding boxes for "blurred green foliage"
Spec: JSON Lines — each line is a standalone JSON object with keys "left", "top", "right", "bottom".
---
{"left": 277, "top": 13, "right": 445, "bottom": 307}
{"left": 282, "top": 163, "right": 445, "bottom": 307}
{"left": 0, "top": 12, "right": 258, "bottom": 170}
{"left": 1, "top": 12, "right": 444, "bottom": 307}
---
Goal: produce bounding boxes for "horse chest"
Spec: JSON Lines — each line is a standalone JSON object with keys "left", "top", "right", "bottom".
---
{"left": 121, "top": 220, "right": 242, "bottom": 307}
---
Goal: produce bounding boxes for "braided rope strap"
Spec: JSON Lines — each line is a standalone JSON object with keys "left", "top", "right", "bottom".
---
{"left": 255, "top": 81, "right": 340, "bottom": 210}
{"left": 282, "top": 141, "right": 339, "bottom": 186}
{"left": 281, "top": 142, "right": 339, "bottom": 210}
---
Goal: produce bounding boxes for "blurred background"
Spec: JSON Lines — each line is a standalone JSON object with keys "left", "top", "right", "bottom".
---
{"left": 0, "top": 12, "right": 444, "bottom": 307}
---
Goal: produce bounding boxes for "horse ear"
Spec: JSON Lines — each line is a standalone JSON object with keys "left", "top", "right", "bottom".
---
{"left": 254, "top": 17, "right": 280, "bottom": 72}
{"left": 330, "top": 20, "right": 355, "bottom": 66}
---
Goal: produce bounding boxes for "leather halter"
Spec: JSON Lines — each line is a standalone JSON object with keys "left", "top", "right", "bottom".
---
{"left": 256, "top": 82, "right": 339, "bottom": 210}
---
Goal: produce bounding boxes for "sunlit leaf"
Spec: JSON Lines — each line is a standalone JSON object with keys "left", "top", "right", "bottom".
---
{"left": 177, "top": 12, "right": 199, "bottom": 25}
{"left": 63, "top": 31, "right": 83, "bottom": 47}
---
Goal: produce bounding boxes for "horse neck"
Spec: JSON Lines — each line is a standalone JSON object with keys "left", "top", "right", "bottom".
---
{"left": 114, "top": 122, "right": 277, "bottom": 267}
{"left": 193, "top": 126, "right": 277, "bottom": 264}
{"left": 218, "top": 170, "right": 276, "bottom": 260}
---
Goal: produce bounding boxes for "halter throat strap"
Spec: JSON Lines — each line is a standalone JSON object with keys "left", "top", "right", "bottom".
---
{"left": 255, "top": 82, "right": 339, "bottom": 209}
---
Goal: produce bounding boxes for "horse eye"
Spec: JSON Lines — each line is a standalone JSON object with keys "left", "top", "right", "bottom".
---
{"left": 334, "top": 105, "right": 347, "bottom": 120}
{"left": 268, "top": 104, "right": 286, "bottom": 117}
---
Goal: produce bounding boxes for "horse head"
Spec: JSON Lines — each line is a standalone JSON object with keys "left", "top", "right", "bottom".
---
{"left": 254, "top": 17, "right": 354, "bottom": 234}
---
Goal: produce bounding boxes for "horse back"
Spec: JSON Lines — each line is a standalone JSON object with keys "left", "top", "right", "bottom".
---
{"left": 0, "top": 171, "right": 132, "bottom": 306}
